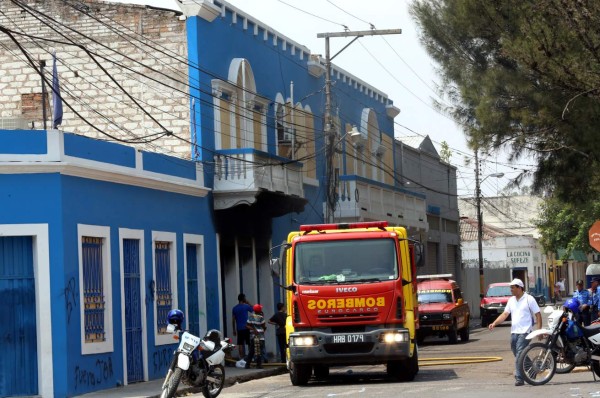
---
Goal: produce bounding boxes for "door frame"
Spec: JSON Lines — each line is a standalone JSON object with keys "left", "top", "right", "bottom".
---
{"left": 119, "top": 228, "right": 148, "bottom": 384}
{"left": 183, "top": 234, "right": 207, "bottom": 337}
{"left": 0, "top": 224, "right": 53, "bottom": 397}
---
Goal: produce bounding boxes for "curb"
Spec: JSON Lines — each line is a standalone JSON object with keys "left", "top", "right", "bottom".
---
{"left": 148, "top": 366, "right": 287, "bottom": 398}
{"left": 224, "top": 366, "right": 287, "bottom": 387}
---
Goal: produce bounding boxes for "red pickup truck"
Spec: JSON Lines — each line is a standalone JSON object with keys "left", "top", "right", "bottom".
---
{"left": 416, "top": 274, "right": 470, "bottom": 344}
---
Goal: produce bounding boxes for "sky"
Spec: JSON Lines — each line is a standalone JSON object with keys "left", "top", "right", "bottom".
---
{"left": 109, "top": 0, "right": 528, "bottom": 198}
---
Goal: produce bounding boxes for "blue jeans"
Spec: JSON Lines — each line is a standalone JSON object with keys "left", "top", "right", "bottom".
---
{"left": 511, "top": 333, "right": 529, "bottom": 381}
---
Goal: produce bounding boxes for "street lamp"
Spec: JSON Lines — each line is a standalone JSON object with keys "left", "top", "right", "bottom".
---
{"left": 327, "top": 127, "right": 362, "bottom": 223}
{"left": 477, "top": 172, "right": 504, "bottom": 298}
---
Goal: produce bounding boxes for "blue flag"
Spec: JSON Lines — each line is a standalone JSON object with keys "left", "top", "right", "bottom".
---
{"left": 192, "top": 98, "right": 199, "bottom": 159}
{"left": 52, "top": 51, "right": 63, "bottom": 129}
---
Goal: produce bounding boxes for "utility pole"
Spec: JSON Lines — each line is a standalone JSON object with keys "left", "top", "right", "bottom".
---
{"left": 317, "top": 29, "right": 401, "bottom": 223}
{"left": 475, "top": 150, "right": 503, "bottom": 298}
{"left": 475, "top": 150, "right": 484, "bottom": 298}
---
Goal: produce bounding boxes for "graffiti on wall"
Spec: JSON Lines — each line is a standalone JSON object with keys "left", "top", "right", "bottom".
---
{"left": 74, "top": 357, "right": 114, "bottom": 389}
{"left": 153, "top": 347, "right": 171, "bottom": 373}
{"left": 64, "top": 277, "right": 78, "bottom": 324}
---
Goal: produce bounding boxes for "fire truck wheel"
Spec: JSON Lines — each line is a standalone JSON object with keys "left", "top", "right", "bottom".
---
{"left": 289, "top": 362, "right": 311, "bottom": 386}
{"left": 387, "top": 347, "right": 418, "bottom": 382}
{"left": 313, "top": 365, "right": 329, "bottom": 380}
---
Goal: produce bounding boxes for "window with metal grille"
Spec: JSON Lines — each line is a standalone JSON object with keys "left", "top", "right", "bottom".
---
{"left": 82, "top": 236, "right": 106, "bottom": 343}
{"left": 155, "top": 241, "right": 172, "bottom": 335}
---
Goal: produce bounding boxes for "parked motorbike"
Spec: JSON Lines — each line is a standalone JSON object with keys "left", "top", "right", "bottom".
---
{"left": 517, "top": 303, "right": 600, "bottom": 385}
{"left": 527, "top": 291, "right": 546, "bottom": 307}
{"left": 159, "top": 309, "right": 235, "bottom": 398}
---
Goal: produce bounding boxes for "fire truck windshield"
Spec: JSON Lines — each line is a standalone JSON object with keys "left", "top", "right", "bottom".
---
{"left": 294, "top": 238, "right": 398, "bottom": 284}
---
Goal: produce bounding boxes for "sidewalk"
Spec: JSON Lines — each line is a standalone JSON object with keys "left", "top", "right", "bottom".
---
{"left": 73, "top": 362, "right": 287, "bottom": 398}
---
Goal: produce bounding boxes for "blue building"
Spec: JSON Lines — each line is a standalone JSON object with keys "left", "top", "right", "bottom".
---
{"left": 0, "top": 130, "right": 214, "bottom": 397}
{"left": 0, "top": 1, "right": 459, "bottom": 396}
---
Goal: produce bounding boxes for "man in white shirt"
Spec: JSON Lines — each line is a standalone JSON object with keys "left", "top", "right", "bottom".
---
{"left": 489, "top": 278, "right": 542, "bottom": 386}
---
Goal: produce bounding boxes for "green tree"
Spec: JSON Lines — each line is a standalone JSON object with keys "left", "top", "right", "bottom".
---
{"left": 439, "top": 140, "right": 452, "bottom": 163}
{"left": 535, "top": 197, "right": 600, "bottom": 257}
{"left": 410, "top": 0, "right": 600, "bottom": 203}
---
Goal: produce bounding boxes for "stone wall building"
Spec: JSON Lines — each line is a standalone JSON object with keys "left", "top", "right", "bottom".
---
{"left": 0, "top": 0, "right": 191, "bottom": 155}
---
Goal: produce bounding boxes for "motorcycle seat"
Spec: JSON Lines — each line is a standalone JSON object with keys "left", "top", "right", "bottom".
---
{"left": 582, "top": 323, "right": 600, "bottom": 337}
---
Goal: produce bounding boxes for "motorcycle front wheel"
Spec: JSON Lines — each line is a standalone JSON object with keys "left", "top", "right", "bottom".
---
{"left": 160, "top": 368, "right": 183, "bottom": 398}
{"left": 519, "top": 342, "right": 557, "bottom": 385}
{"left": 202, "top": 364, "right": 225, "bottom": 398}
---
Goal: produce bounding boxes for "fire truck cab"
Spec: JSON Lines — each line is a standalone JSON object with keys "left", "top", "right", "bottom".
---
{"left": 270, "top": 221, "right": 424, "bottom": 385}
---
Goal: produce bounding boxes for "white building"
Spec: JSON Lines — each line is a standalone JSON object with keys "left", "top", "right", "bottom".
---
{"left": 458, "top": 195, "right": 549, "bottom": 307}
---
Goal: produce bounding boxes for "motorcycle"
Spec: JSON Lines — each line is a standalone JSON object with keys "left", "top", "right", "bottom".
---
{"left": 160, "top": 310, "right": 235, "bottom": 398}
{"left": 527, "top": 291, "right": 546, "bottom": 307}
{"left": 517, "top": 305, "right": 600, "bottom": 385}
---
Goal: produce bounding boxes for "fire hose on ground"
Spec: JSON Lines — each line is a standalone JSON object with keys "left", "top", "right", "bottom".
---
{"left": 225, "top": 356, "right": 503, "bottom": 368}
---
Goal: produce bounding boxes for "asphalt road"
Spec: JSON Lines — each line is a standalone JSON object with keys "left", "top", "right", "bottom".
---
{"left": 197, "top": 316, "right": 600, "bottom": 398}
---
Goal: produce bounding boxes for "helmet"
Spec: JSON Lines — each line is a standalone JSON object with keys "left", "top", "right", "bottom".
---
{"left": 167, "top": 309, "right": 184, "bottom": 325}
{"left": 253, "top": 304, "right": 263, "bottom": 313}
{"left": 205, "top": 329, "right": 222, "bottom": 346}
{"left": 564, "top": 298, "right": 580, "bottom": 314}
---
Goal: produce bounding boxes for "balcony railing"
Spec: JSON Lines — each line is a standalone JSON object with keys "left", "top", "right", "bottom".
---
{"left": 213, "top": 149, "right": 304, "bottom": 210}
{"left": 333, "top": 175, "right": 428, "bottom": 231}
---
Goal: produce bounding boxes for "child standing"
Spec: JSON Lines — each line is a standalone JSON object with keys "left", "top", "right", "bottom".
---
{"left": 244, "top": 304, "right": 266, "bottom": 369}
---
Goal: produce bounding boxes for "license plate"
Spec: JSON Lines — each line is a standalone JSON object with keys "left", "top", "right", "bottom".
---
{"left": 331, "top": 334, "right": 364, "bottom": 344}
{"left": 433, "top": 326, "right": 449, "bottom": 331}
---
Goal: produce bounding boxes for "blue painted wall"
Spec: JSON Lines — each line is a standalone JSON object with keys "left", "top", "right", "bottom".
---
{"left": 0, "top": 130, "right": 217, "bottom": 397}
{"left": 187, "top": 5, "right": 399, "bottom": 312}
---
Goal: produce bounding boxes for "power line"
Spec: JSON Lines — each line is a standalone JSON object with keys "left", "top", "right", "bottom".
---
{"left": 2, "top": 0, "right": 529, "bottom": 188}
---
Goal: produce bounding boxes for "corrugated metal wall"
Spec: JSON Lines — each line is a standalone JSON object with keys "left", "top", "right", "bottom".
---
{"left": 447, "top": 244, "right": 457, "bottom": 277}
{"left": 421, "top": 242, "right": 438, "bottom": 275}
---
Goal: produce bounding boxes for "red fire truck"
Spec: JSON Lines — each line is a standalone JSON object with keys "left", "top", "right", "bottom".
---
{"left": 270, "top": 221, "right": 424, "bottom": 385}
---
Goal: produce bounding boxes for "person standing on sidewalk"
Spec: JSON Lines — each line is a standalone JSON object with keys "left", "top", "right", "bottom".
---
{"left": 590, "top": 277, "right": 600, "bottom": 323}
{"left": 573, "top": 279, "right": 591, "bottom": 325}
{"left": 232, "top": 293, "right": 253, "bottom": 360}
{"left": 268, "top": 302, "right": 287, "bottom": 363}
{"left": 245, "top": 304, "right": 267, "bottom": 369}
{"left": 488, "top": 278, "right": 542, "bottom": 386}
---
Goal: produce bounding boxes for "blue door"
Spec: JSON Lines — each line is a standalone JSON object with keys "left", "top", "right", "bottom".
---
{"left": 123, "top": 239, "right": 144, "bottom": 383}
{"left": 186, "top": 244, "right": 200, "bottom": 336}
{"left": 0, "top": 236, "right": 38, "bottom": 396}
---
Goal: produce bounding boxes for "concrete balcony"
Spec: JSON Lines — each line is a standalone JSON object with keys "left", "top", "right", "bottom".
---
{"left": 333, "top": 175, "right": 428, "bottom": 232}
{"left": 213, "top": 148, "right": 306, "bottom": 215}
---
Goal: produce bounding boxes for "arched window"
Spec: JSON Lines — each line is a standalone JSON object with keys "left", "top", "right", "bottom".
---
{"left": 212, "top": 59, "right": 261, "bottom": 151}
{"left": 358, "top": 108, "right": 382, "bottom": 181}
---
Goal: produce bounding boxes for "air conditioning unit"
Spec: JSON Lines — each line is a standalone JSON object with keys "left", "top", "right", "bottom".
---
{"left": 277, "top": 126, "right": 294, "bottom": 144}
{"left": 0, "top": 117, "right": 31, "bottom": 130}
